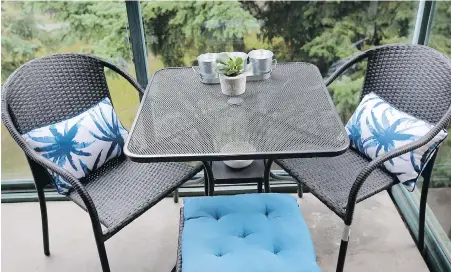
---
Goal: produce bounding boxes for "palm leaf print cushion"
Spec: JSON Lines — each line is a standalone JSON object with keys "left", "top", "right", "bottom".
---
{"left": 345, "top": 92, "right": 447, "bottom": 190}
{"left": 22, "top": 97, "right": 128, "bottom": 194}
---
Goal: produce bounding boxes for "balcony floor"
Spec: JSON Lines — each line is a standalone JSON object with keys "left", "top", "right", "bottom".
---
{"left": 2, "top": 191, "right": 428, "bottom": 271}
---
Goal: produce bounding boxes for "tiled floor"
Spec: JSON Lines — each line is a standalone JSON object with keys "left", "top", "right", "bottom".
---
{"left": 2, "top": 191, "right": 428, "bottom": 271}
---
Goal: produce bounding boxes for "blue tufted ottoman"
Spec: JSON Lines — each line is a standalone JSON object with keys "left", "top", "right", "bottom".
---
{"left": 177, "top": 193, "right": 321, "bottom": 272}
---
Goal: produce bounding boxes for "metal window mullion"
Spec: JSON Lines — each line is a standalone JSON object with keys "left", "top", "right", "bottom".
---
{"left": 412, "top": 0, "right": 435, "bottom": 45}
{"left": 424, "top": 0, "right": 437, "bottom": 46}
{"left": 125, "top": 1, "right": 149, "bottom": 91}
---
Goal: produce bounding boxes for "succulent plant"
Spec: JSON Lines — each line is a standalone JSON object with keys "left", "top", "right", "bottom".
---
{"left": 215, "top": 52, "right": 245, "bottom": 77}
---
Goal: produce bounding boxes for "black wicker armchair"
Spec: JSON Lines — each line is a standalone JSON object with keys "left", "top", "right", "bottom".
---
{"left": 1, "top": 54, "right": 203, "bottom": 272}
{"left": 273, "top": 44, "right": 451, "bottom": 272}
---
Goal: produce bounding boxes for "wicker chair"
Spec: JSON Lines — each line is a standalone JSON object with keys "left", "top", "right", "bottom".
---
{"left": 273, "top": 44, "right": 451, "bottom": 272}
{"left": 1, "top": 54, "right": 203, "bottom": 272}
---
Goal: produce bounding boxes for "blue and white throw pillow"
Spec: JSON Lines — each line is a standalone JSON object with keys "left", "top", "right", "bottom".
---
{"left": 22, "top": 97, "right": 128, "bottom": 194}
{"left": 346, "top": 92, "right": 447, "bottom": 190}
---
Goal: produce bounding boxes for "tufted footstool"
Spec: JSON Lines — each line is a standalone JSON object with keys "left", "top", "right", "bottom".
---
{"left": 176, "top": 194, "right": 321, "bottom": 272}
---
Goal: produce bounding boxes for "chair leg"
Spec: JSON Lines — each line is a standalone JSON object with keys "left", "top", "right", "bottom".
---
{"left": 88, "top": 200, "right": 110, "bottom": 271}
{"left": 418, "top": 175, "right": 431, "bottom": 251}
{"left": 337, "top": 196, "right": 356, "bottom": 272}
{"left": 336, "top": 224, "right": 351, "bottom": 272}
{"left": 418, "top": 154, "right": 435, "bottom": 252}
{"left": 96, "top": 239, "right": 110, "bottom": 272}
{"left": 36, "top": 184, "right": 50, "bottom": 256}
{"left": 92, "top": 228, "right": 110, "bottom": 272}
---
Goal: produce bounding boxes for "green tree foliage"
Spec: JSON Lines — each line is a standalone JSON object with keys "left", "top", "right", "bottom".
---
{"left": 140, "top": 1, "right": 260, "bottom": 66}
{"left": 429, "top": 1, "right": 451, "bottom": 57}
{"left": 32, "top": 1, "right": 130, "bottom": 62}
{"left": 253, "top": 1, "right": 367, "bottom": 69}
{"left": 304, "top": 2, "right": 416, "bottom": 68}
{"left": 34, "top": 1, "right": 259, "bottom": 67}
{"left": 247, "top": 1, "right": 416, "bottom": 73}
{"left": 329, "top": 76, "right": 364, "bottom": 121}
{"left": 1, "top": 2, "right": 54, "bottom": 81}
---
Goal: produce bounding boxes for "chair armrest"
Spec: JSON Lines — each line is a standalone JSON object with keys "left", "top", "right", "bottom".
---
{"left": 344, "top": 108, "right": 451, "bottom": 223}
{"left": 97, "top": 57, "right": 146, "bottom": 95}
{"left": 325, "top": 51, "right": 369, "bottom": 87}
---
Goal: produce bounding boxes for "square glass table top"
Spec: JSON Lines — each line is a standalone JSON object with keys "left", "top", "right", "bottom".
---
{"left": 125, "top": 62, "right": 349, "bottom": 162}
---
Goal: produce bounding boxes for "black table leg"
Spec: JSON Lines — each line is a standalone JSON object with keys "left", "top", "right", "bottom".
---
{"left": 173, "top": 189, "right": 179, "bottom": 203}
{"left": 264, "top": 159, "right": 273, "bottom": 193}
{"left": 203, "top": 168, "right": 209, "bottom": 196}
{"left": 202, "top": 161, "right": 215, "bottom": 196}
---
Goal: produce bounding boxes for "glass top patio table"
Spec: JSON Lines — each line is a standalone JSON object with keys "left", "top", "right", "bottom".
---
{"left": 124, "top": 62, "right": 349, "bottom": 163}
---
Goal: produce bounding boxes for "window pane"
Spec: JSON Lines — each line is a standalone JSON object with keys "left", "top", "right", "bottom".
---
{"left": 1, "top": 1, "right": 137, "bottom": 180}
{"left": 140, "top": 1, "right": 417, "bottom": 122}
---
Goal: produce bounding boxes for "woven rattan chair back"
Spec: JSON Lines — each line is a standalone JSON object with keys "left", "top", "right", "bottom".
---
{"left": 360, "top": 44, "right": 451, "bottom": 125}
{"left": 3, "top": 54, "right": 111, "bottom": 134}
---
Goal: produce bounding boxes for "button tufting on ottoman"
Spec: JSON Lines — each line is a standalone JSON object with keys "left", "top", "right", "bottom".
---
{"left": 178, "top": 194, "right": 321, "bottom": 272}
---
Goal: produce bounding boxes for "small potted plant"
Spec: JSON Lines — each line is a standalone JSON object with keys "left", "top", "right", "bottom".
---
{"left": 215, "top": 52, "right": 247, "bottom": 96}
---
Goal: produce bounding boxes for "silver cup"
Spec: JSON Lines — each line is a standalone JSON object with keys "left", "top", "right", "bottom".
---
{"left": 228, "top": 52, "right": 249, "bottom": 70}
{"left": 197, "top": 53, "right": 218, "bottom": 78}
{"left": 248, "top": 49, "right": 277, "bottom": 75}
